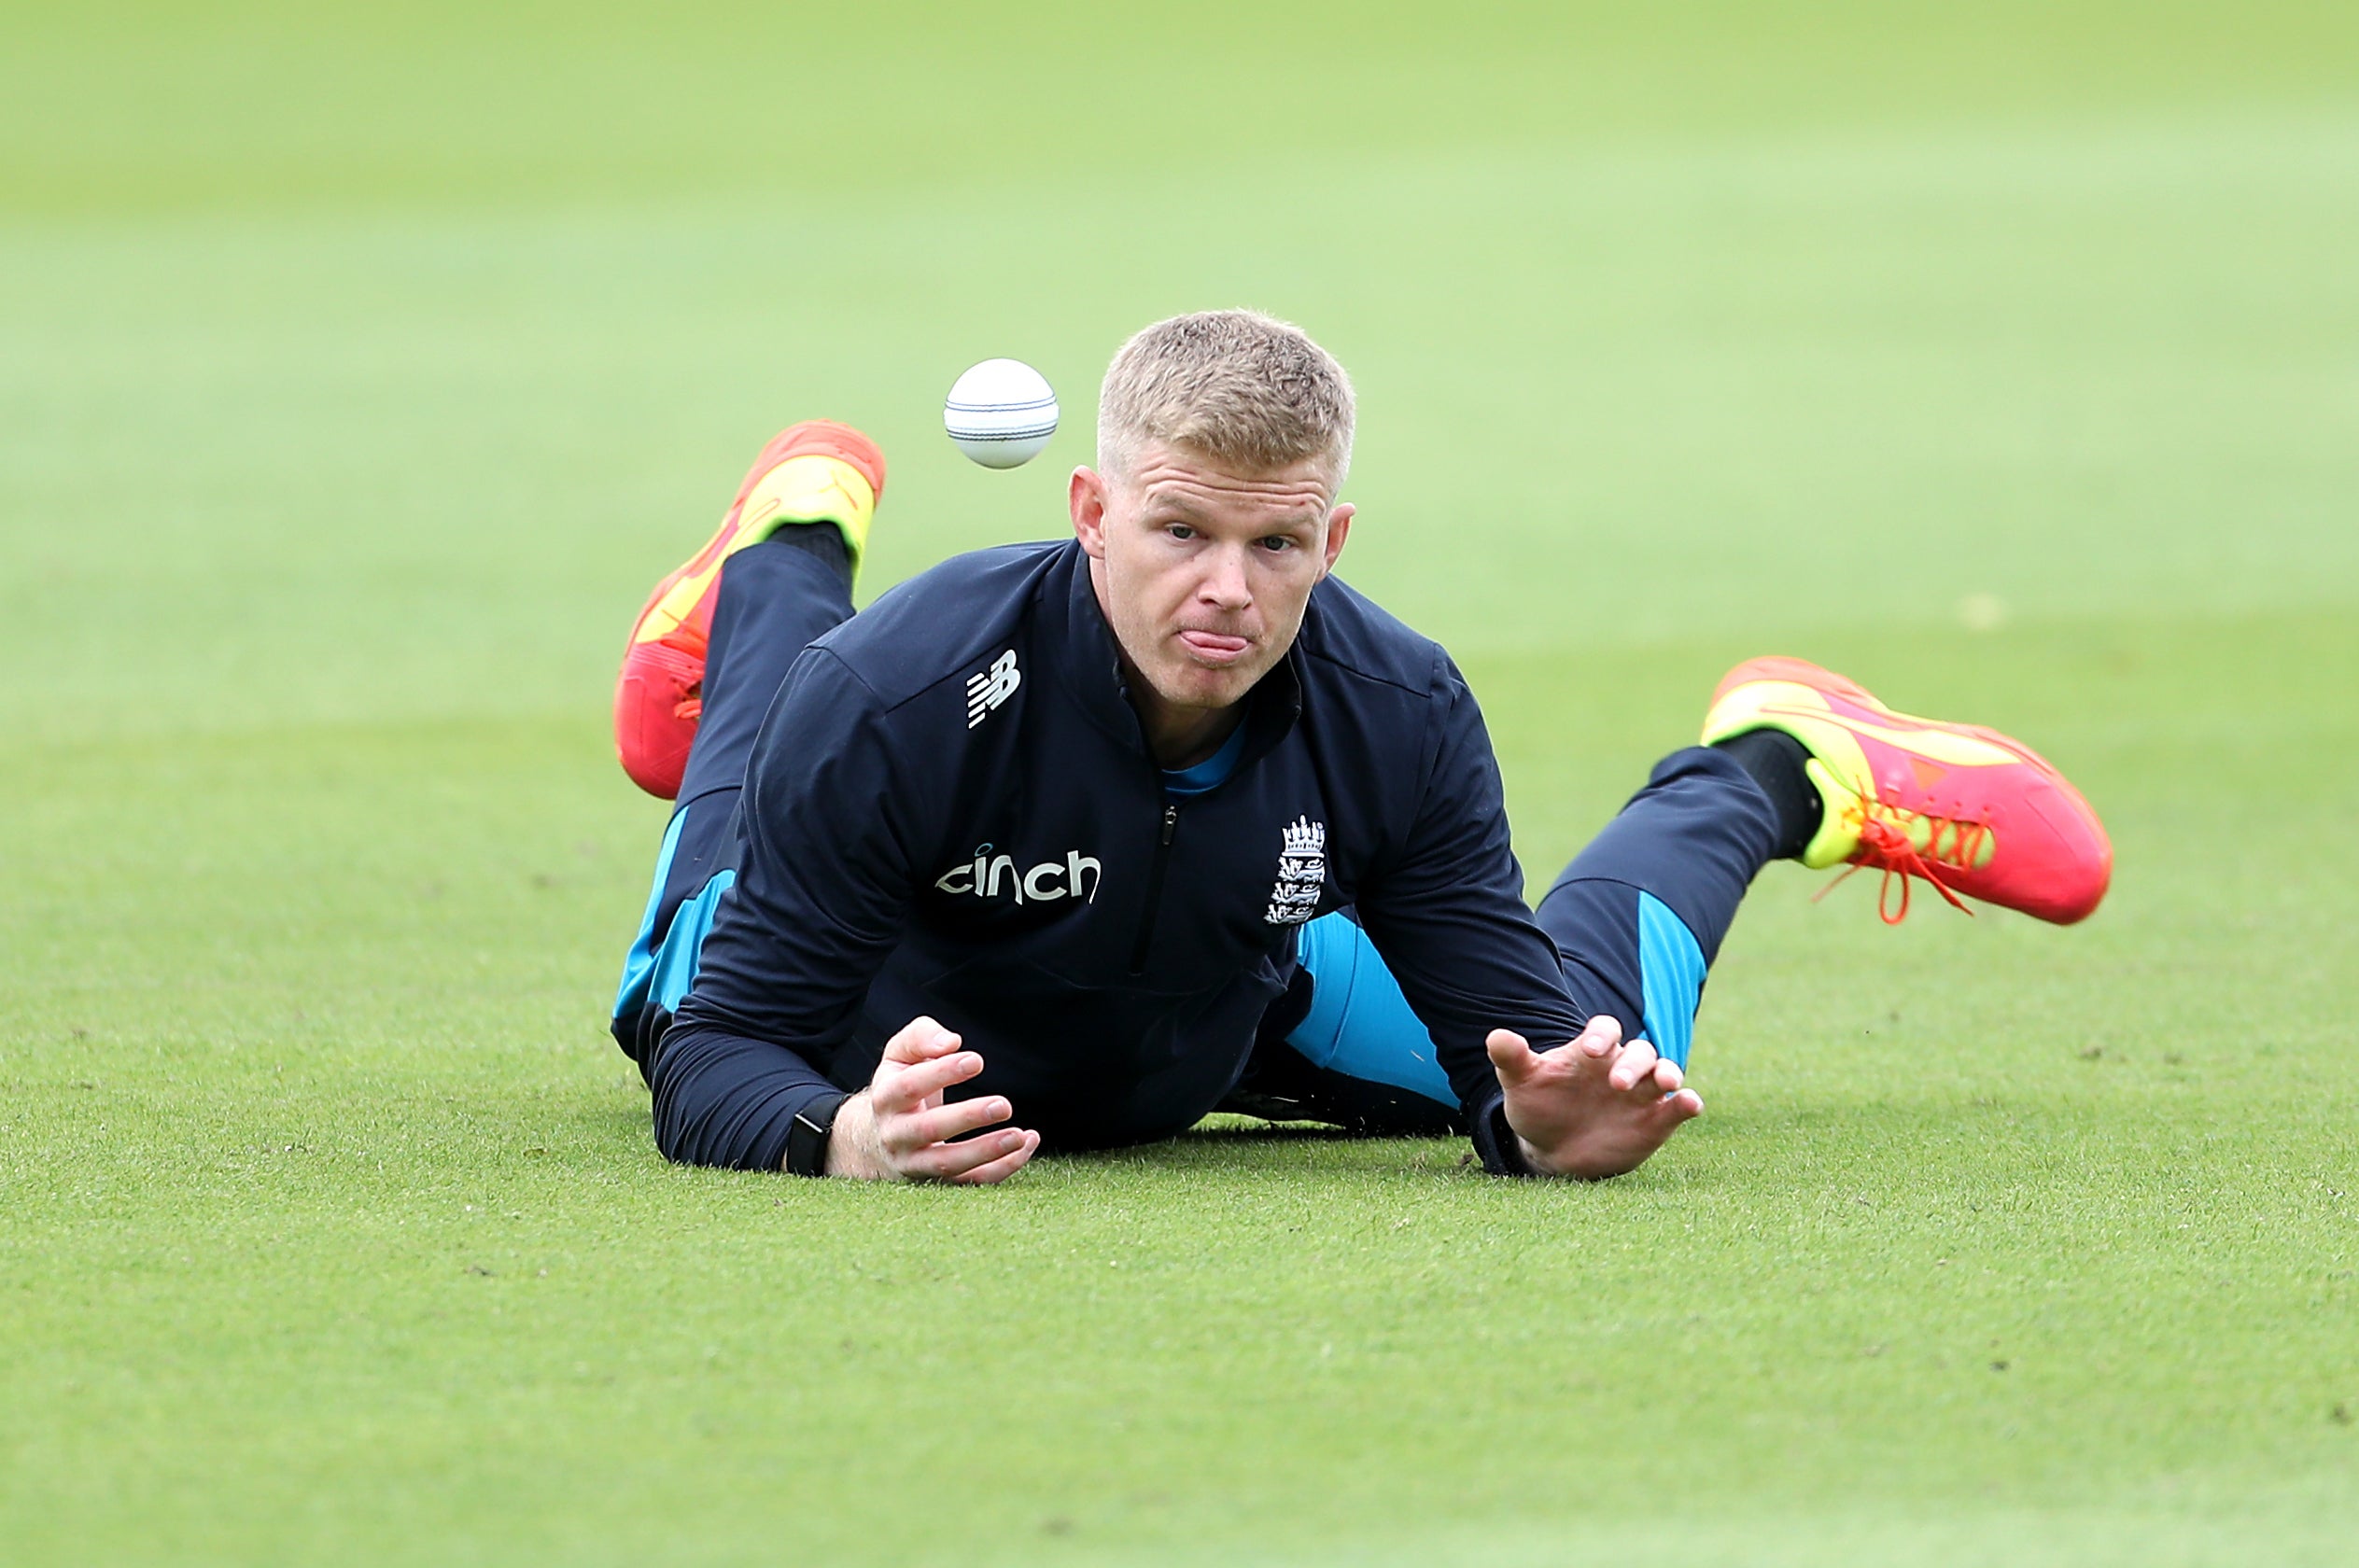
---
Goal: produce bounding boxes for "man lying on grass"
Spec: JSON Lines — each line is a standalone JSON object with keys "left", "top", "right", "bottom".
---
{"left": 606, "top": 310, "right": 2111, "bottom": 1182}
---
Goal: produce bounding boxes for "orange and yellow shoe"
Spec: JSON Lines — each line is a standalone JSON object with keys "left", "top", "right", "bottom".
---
{"left": 613, "top": 419, "right": 885, "bottom": 799}
{"left": 1702, "top": 657, "right": 2112, "bottom": 925}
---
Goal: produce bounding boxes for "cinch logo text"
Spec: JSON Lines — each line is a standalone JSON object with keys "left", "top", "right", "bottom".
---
{"left": 934, "top": 845, "right": 1102, "bottom": 905}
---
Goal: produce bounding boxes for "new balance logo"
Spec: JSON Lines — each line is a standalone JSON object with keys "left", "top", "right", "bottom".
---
{"left": 965, "top": 649, "right": 1020, "bottom": 728}
{"left": 1264, "top": 816, "right": 1327, "bottom": 926}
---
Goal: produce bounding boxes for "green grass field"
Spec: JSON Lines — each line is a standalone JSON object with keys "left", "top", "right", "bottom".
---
{"left": 5, "top": 4, "right": 2356, "bottom": 1562}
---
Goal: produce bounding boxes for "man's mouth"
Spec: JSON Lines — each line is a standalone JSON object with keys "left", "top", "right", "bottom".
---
{"left": 1175, "top": 628, "right": 1253, "bottom": 665}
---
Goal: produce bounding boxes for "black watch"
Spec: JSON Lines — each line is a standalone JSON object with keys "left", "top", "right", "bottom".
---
{"left": 785, "top": 1093, "right": 850, "bottom": 1177}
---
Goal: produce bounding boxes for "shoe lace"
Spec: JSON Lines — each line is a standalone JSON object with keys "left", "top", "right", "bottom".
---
{"left": 1811, "top": 774, "right": 1987, "bottom": 925}
{"left": 674, "top": 681, "right": 703, "bottom": 723}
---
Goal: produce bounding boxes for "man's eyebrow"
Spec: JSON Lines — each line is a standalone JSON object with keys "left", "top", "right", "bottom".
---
{"left": 1143, "top": 490, "right": 1325, "bottom": 529}
{"left": 1142, "top": 490, "right": 1213, "bottom": 520}
{"left": 1246, "top": 505, "right": 1326, "bottom": 534}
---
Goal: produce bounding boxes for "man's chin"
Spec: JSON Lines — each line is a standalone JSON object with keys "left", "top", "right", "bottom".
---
{"left": 1152, "top": 660, "right": 1261, "bottom": 711}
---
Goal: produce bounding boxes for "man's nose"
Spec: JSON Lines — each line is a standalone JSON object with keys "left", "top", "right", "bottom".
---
{"left": 1199, "top": 545, "right": 1252, "bottom": 609}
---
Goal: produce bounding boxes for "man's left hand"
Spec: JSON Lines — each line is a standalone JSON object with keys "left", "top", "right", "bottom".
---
{"left": 1485, "top": 1015, "right": 1702, "bottom": 1180}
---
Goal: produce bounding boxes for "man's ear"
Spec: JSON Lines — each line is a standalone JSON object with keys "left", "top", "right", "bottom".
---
{"left": 1319, "top": 502, "right": 1355, "bottom": 577}
{"left": 1070, "top": 467, "right": 1111, "bottom": 560}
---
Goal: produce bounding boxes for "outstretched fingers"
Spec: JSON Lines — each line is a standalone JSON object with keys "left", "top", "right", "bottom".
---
{"left": 1660, "top": 1087, "right": 1704, "bottom": 1119}
{"left": 889, "top": 1094, "right": 1015, "bottom": 1154}
{"left": 909, "top": 1127, "right": 1039, "bottom": 1183}
{"left": 881, "top": 1015, "right": 963, "bottom": 1065}
{"left": 873, "top": 1046, "right": 986, "bottom": 1115}
{"left": 1488, "top": 1017, "right": 1623, "bottom": 1080}
{"left": 1605, "top": 1038, "right": 1688, "bottom": 1096}
{"left": 947, "top": 1129, "right": 1042, "bottom": 1185}
{"left": 1489, "top": 1018, "right": 1635, "bottom": 1085}
{"left": 1485, "top": 1029, "right": 1538, "bottom": 1086}
{"left": 1608, "top": 1037, "right": 1660, "bottom": 1091}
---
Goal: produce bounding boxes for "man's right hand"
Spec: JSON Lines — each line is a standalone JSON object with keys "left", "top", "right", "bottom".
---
{"left": 820, "top": 1015, "right": 1041, "bottom": 1183}
{"left": 1485, "top": 1015, "right": 1702, "bottom": 1180}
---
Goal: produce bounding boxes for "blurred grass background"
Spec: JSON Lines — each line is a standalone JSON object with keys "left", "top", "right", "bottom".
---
{"left": 4, "top": 3, "right": 2356, "bottom": 1563}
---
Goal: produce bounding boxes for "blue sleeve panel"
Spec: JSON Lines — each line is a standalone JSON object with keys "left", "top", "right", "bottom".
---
{"left": 1285, "top": 912, "right": 1456, "bottom": 1106}
{"left": 610, "top": 786, "right": 759, "bottom": 1079}
{"left": 1636, "top": 891, "right": 1707, "bottom": 1070}
{"left": 615, "top": 805, "right": 746, "bottom": 1026}
{"left": 616, "top": 869, "right": 738, "bottom": 1022}
{"left": 613, "top": 805, "right": 692, "bottom": 1023}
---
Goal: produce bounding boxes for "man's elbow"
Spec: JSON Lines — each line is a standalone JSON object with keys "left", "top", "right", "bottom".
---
{"left": 644, "top": 1024, "right": 814, "bottom": 1172}
{"left": 645, "top": 1030, "right": 725, "bottom": 1169}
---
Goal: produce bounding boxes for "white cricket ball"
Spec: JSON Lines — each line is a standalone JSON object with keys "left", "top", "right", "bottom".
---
{"left": 944, "top": 358, "right": 1059, "bottom": 469}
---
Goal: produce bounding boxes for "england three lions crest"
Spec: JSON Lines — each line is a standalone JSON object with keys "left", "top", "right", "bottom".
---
{"left": 1264, "top": 816, "right": 1327, "bottom": 926}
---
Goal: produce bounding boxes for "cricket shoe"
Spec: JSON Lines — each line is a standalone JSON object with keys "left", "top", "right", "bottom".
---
{"left": 1702, "top": 656, "right": 2111, "bottom": 925}
{"left": 614, "top": 419, "right": 885, "bottom": 799}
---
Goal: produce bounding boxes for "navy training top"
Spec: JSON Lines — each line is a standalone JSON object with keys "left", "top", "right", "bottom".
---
{"left": 654, "top": 539, "right": 1584, "bottom": 1173}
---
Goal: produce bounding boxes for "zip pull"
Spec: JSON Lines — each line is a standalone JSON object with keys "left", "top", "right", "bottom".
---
{"left": 1159, "top": 804, "right": 1179, "bottom": 846}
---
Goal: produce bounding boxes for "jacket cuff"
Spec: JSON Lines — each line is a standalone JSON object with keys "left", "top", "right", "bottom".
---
{"left": 1468, "top": 1093, "right": 1537, "bottom": 1177}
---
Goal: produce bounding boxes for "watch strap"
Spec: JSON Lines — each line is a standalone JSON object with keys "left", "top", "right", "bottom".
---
{"left": 785, "top": 1092, "right": 850, "bottom": 1177}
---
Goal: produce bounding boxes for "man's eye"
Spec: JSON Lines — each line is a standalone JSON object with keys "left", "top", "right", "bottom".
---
{"left": 1258, "top": 535, "right": 1297, "bottom": 552}
{"left": 1165, "top": 524, "right": 1196, "bottom": 541}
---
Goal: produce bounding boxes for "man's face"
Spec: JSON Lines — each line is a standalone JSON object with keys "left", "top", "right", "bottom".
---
{"left": 1071, "top": 442, "right": 1354, "bottom": 718}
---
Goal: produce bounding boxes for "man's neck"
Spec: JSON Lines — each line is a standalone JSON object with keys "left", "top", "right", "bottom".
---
{"left": 1118, "top": 653, "right": 1247, "bottom": 769}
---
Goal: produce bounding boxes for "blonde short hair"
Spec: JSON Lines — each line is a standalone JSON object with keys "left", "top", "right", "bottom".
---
{"left": 1097, "top": 310, "right": 1355, "bottom": 488}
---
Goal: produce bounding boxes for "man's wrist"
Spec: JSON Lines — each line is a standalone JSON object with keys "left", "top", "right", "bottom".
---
{"left": 1470, "top": 1095, "right": 1541, "bottom": 1177}
{"left": 818, "top": 1091, "right": 879, "bottom": 1178}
